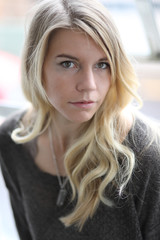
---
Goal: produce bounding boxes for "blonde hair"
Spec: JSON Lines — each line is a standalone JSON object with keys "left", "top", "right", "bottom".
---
{"left": 12, "top": 0, "right": 141, "bottom": 230}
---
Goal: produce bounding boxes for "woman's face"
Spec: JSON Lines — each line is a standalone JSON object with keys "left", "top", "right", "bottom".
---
{"left": 43, "top": 29, "right": 111, "bottom": 125}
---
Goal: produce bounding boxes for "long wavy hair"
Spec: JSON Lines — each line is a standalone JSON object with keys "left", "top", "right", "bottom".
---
{"left": 12, "top": 0, "right": 141, "bottom": 230}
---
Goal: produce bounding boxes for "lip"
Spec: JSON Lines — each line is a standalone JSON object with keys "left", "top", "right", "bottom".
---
{"left": 69, "top": 100, "right": 96, "bottom": 109}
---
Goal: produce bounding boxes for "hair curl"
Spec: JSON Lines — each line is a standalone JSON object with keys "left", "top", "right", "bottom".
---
{"left": 12, "top": 0, "right": 141, "bottom": 230}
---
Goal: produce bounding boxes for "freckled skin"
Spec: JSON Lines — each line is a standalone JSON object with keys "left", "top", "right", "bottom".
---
{"left": 43, "top": 29, "right": 111, "bottom": 125}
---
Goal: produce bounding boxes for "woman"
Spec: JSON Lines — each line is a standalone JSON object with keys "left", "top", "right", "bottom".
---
{"left": 0, "top": 0, "right": 160, "bottom": 239}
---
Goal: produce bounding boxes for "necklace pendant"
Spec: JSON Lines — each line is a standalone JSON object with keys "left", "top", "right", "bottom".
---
{"left": 56, "top": 188, "right": 67, "bottom": 207}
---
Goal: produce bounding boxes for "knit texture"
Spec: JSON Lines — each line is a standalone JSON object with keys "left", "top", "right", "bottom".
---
{"left": 0, "top": 111, "right": 160, "bottom": 240}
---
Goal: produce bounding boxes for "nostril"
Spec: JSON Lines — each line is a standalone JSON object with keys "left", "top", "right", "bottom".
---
{"left": 76, "top": 70, "right": 96, "bottom": 92}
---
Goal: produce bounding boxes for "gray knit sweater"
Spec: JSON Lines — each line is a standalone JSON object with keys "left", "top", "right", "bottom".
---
{"left": 0, "top": 111, "right": 160, "bottom": 240}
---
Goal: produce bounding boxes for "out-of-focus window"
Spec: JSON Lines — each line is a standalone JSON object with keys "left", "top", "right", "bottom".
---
{"left": 100, "top": 0, "right": 160, "bottom": 121}
{"left": 153, "top": 0, "right": 160, "bottom": 35}
{"left": 101, "top": 0, "right": 151, "bottom": 56}
{"left": 0, "top": 0, "right": 33, "bottom": 113}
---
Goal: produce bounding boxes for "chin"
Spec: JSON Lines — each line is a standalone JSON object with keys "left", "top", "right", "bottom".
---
{"left": 68, "top": 114, "right": 95, "bottom": 124}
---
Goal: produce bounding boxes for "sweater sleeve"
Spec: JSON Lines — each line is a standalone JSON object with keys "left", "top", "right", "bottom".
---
{"left": 126, "top": 117, "right": 160, "bottom": 240}
{"left": 0, "top": 153, "right": 33, "bottom": 240}
{"left": 132, "top": 144, "right": 160, "bottom": 240}
{"left": 139, "top": 161, "right": 160, "bottom": 240}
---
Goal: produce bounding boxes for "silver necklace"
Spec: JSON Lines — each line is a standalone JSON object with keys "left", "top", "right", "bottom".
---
{"left": 48, "top": 126, "right": 68, "bottom": 207}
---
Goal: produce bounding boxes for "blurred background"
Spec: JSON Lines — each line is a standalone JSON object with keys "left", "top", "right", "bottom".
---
{"left": 0, "top": 0, "right": 160, "bottom": 239}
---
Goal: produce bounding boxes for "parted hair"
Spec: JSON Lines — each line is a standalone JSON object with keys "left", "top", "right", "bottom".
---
{"left": 12, "top": 0, "right": 141, "bottom": 230}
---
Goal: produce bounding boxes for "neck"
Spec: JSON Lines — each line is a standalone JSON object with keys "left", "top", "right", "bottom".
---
{"left": 50, "top": 114, "right": 83, "bottom": 154}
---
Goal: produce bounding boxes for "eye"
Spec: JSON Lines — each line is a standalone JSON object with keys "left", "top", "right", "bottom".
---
{"left": 61, "top": 61, "right": 77, "bottom": 69}
{"left": 96, "top": 62, "right": 110, "bottom": 69}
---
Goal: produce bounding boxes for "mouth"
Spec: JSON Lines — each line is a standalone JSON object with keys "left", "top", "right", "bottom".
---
{"left": 69, "top": 100, "right": 96, "bottom": 109}
{"left": 75, "top": 101, "right": 94, "bottom": 104}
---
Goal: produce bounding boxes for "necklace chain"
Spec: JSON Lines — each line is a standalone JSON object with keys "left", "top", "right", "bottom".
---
{"left": 48, "top": 126, "right": 68, "bottom": 190}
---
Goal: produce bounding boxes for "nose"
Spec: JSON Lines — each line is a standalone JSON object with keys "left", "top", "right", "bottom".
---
{"left": 76, "top": 68, "right": 97, "bottom": 92}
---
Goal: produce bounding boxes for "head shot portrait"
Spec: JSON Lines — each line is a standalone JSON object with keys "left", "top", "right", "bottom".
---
{"left": 0, "top": 0, "right": 160, "bottom": 239}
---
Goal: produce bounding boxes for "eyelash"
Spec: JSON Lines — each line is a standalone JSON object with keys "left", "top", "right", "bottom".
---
{"left": 59, "top": 61, "right": 110, "bottom": 70}
{"left": 96, "top": 62, "right": 110, "bottom": 69}
{"left": 60, "top": 61, "right": 77, "bottom": 69}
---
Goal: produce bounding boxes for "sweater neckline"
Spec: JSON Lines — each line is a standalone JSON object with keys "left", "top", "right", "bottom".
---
{"left": 16, "top": 110, "right": 137, "bottom": 180}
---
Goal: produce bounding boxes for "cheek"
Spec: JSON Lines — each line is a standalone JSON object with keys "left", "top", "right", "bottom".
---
{"left": 44, "top": 78, "right": 68, "bottom": 108}
{"left": 43, "top": 64, "right": 57, "bottom": 93}
{"left": 42, "top": 79, "right": 56, "bottom": 106}
{"left": 45, "top": 84, "right": 59, "bottom": 101}
{"left": 43, "top": 73, "right": 58, "bottom": 95}
{"left": 101, "top": 78, "right": 111, "bottom": 96}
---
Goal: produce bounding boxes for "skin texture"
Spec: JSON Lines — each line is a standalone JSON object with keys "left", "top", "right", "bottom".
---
{"left": 35, "top": 29, "right": 111, "bottom": 176}
{"left": 43, "top": 29, "right": 111, "bottom": 126}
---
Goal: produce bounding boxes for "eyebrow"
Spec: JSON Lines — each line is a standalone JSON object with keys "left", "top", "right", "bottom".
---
{"left": 56, "top": 54, "right": 108, "bottom": 62}
{"left": 56, "top": 54, "right": 79, "bottom": 61}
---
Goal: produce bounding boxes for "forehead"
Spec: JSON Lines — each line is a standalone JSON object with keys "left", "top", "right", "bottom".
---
{"left": 46, "top": 28, "right": 106, "bottom": 59}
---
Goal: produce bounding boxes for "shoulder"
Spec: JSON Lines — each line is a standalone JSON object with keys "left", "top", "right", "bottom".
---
{"left": 126, "top": 113, "right": 160, "bottom": 187}
{"left": 127, "top": 113, "right": 160, "bottom": 157}
{"left": 126, "top": 116, "right": 160, "bottom": 236}
{"left": 0, "top": 110, "right": 27, "bottom": 194}
{"left": 0, "top": 109, "right": 26, "bottom": 138}
{"left": 127, "top": 113, "right": 160, "bottom": 194}
{"left": 0, "top": 109, "right": 29, "bottom": 180}
{"left": 0, "top": 110, "right": 27, "bottom": 160}
{"left": 0, "top": 109, "right": 26, "bottom": 157}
